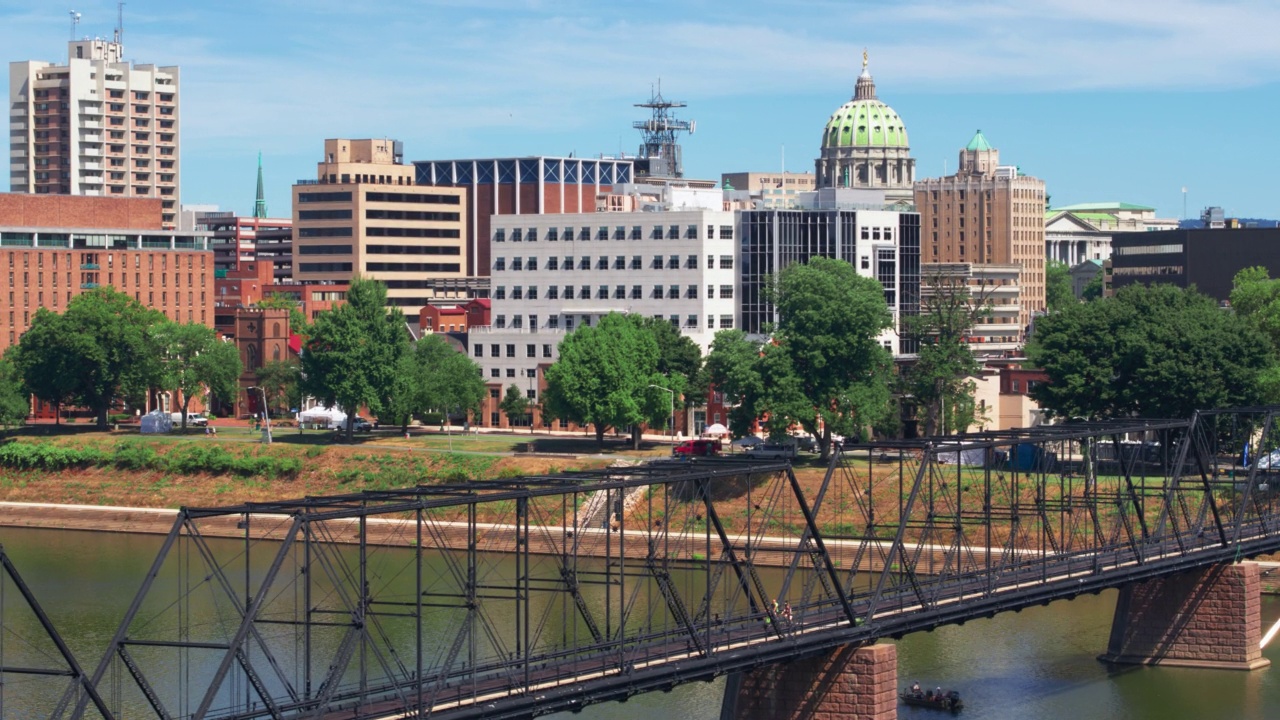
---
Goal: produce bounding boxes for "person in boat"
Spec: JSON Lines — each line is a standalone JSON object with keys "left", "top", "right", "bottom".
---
{"left": 910, "top": 681, "right": 921, "bottom": 697}
{"left": 935, "top": 687, "right": 943, "bottom": 699}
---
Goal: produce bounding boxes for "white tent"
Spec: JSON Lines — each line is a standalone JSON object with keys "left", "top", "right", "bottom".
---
{"left": 704, "top": 423, "right": 729, "bottom": 436}
{"left": 297, "top": 406, "right": 347, "bottom": 429}
{"left": 140, "top": 409, "right": 172, "bottom": 434}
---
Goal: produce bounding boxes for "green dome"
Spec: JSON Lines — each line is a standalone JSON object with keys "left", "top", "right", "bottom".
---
{"left": 822, "top": 98, "right": 909, "bottom": 149}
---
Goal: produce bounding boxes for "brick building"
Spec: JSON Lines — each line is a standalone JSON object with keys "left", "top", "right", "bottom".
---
{"left": 0, "top": 194, "right": 214, "bottom": 353}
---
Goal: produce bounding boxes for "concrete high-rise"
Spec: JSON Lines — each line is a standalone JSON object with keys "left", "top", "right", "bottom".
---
{"left": 10, "top": 37, "right": 180, "bottom": 228}
{"left": 913, "top": 131, "right": 1047, "bottom": 335}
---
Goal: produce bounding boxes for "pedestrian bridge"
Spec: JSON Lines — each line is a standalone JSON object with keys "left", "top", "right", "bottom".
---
{"left": 6, "top": 407, "right": 1280, "bottom": 719}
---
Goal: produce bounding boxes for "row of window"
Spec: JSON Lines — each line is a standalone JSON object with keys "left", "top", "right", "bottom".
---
{"left": 297, "top": 191, "right": 462, "bottom": 205}
{"left": 296, "top": 226, "right": 462, "bottom": 239}
{"left": 481, "top": 312, "right": 736, "bottom": 335}
{"left": 295, "top": 244, "right": 462, "bottom": 257}
{"left": 494, "top": 254, "right": 734, "bottom": 272}
{"left": 494, "top": 225, "right": 734, "bottom": 243}
{"left": 494, "top": 284, "right": 734, "bottom": 301}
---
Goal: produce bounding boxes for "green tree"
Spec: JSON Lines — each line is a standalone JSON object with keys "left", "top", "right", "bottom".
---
{"left": 543, "top": 312, "right": 662, "bottom": 448}
{"left": 12, "top": 289, "right": 165, "bottom": 426}
{"left": 0, "top": 358, "right": 29, "bottom": 430}
{"left": 901, "top": 270, "right": 987, "bottom": 436}
{"left": 1046, "top": 260, "right": 1074, "bottom": 312}
{"left": 256, "top": 292, "right": 308, "bottom": 335}
{"left": 380, "top": 334, "right": 487, "bottom": 433}
{"left": 638, "top": 316, "right": 704, "bottom": 405}
{"left": 1230, "top": 267, "right": 1280, "bottom": 401}
{"left": 154, "top": 321, "right": 243, "bottom": 430}
{"left": 500, "top": 384, "right": 532, "bottom": 428}
{"left": 1028, "top": 283, "right": 1269, "bottom": 420}
{"left": 300, "top": 277, "right": 408, "bottom": 440}
{"left": 705, "top": 257, "right": 894, "bottom": 459}
{"left": 256, "top": 359, "right": 302, "bottom": 417}
{"left": 1081, "top": 273, "right": 1103, "bottom": 301}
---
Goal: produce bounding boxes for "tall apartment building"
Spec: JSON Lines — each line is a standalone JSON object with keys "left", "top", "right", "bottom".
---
{"left": 913, "top": 131, "right": 1047, "bottom": 334}
{"left": 199, "top": 212, "right": 293, "bottom": 279}
{"left": 10, "top": 37, "right": 180, "bottom": 227}
{"left": 292, "top": 139, "right": 472, "bottom": 313}
{"left": 413, "top": 156, "right": 634, "bottom": 278}
{"left": 0, "top": 194, "right": 213, "bottom": 352}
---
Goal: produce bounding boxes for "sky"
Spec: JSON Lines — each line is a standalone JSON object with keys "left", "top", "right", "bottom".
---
{"left": 4, "top": 0, "right": 1280, "bottom": 220}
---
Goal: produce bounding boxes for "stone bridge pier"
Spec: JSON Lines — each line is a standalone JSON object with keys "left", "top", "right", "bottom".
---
{"left": 1101, "top": 561, "right": 1271, "bottom": 670}
{"left": 721, "top": 643, "right": 898, "bottom": 720}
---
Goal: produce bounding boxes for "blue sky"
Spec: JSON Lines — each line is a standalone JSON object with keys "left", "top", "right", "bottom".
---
{"left": 5, "top": 0, "right": 1279, "bottom": 219}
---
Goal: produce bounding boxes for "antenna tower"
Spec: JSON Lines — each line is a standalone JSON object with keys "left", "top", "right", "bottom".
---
{"left": 632, "top": 81, "right": 695, "bottom": 178}
{"left": 114, "top": 1, "right": 124, "bottom": 45}
{"left": 69, "top": 10, "right": 81, "bottom": 40}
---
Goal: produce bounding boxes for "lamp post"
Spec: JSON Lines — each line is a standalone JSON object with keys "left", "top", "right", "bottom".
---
{"left": 648, "top": 384, "right": 674, "bottom": 445}
{"left": 248, "top": 386, "right": 271, "bottom": 444}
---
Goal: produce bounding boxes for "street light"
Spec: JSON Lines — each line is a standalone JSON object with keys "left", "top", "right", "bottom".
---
{"left": 248, "top": 386, "right": 272, "bottom": 444}
{"left": 648, "top": 384, "right": 674, "bottom": 445}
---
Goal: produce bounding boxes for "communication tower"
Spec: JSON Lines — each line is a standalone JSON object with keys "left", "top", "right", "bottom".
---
{"left": 632, "top": 82, "right": 695, "bottom": 178}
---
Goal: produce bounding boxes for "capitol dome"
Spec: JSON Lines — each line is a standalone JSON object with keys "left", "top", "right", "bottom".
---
{"left": 814, "top": 55, "right": 915, "bottom": 198}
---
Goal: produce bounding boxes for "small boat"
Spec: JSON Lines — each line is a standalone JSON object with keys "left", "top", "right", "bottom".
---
{"left": 900, "top": 687, "right": 964, "bottom": 713}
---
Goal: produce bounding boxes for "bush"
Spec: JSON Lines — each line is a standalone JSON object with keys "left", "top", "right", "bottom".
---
{"left": 113, "top": 441, "right": 158, "bottom": 470}
{"left": 0, "top": 442, "right": 103, "bottom": 470}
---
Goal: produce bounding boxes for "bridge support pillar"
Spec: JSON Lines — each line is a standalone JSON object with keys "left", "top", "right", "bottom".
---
{"left": 1100, "top": 561, "right": 1270, "bottom": 670}
{"left": 722, "top": 643, "right": 897, "bottom": 720}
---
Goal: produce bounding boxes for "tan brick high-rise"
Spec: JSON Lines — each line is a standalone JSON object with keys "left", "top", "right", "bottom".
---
{"left": 914, "top": 131, "right": 1046, "bottom": 336}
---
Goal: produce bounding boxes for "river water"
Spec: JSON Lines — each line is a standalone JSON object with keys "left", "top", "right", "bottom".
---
{"left": 2, "top": 527, "right": 1279, "bottom": 720}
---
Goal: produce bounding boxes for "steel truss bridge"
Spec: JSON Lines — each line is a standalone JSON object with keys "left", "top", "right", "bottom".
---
{"left": 5, "top": 407, "right": 1280, "bottom": 719}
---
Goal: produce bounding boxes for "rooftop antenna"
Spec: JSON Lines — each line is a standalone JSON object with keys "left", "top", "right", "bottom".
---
{"left": 114, "top": 1, "right": 124, "bottom": 45}
{"left": 632, "top": 80, "right": 695, "bottom": 178}
{"left": 69, "top": 10, "right": 81, "bottom": 41}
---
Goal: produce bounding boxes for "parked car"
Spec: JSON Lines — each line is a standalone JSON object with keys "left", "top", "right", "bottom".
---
{"left": 791, "top": 435, "right": 817, "bottom": 452}
{"left": 169, "top": 412, "right": 208, "bottom": 427}
{"left": 730, "top": 435, "right": 764, "bottom": 450}
{"left": 673, "top": 439, "right": 722, "bottom": 457}
{"left": 352, "top": 417, "right": 374, "bottom": 433}
{"left": 745, "top": 443, "right": 799, "bottom": 460}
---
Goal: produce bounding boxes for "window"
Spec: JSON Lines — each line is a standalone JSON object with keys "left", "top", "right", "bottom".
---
{"left": 474, "top": 344, "right": 484, "bottom": 357}
{"left": 526, "top": 228, "right": 537, "bottom": 242}
{"left": 527, "top": 257, "right": 537, "bottom": 271}
{"left": 631, "top": 256, "right": 643, "bottom": 270}
{"left": 686, "top": 285, "right": 698, "bottom": 299}
{"left": 526, "top": 389, "right": 537, "bottom": 400}
{"left": 495, "top": 314, "right": 506, "bottom": 328}
{"left": 614, "top": 285, "right": 626, "bottom": 299}
{"left": 720, "top": 315, "right": 735, "bottom": 329}
{"left": 686, "top": 225, "right": 698, "bottom": 239}
{"left": 549, "top": 315, "right": 560, "bottom": 329}
{"left": 668, "top": 285, "right": 679, "bottom": 299}
{"left": 614, "top": 256, "right": 626, "bottom": 270}
{"left": 597, "top": 285, "right": 608, "bottom": 299}
{"left": 527, "top": 344, "right": 536, "bottom": 358}
{"left": 548, "top": 286, "right": 559, "bottom": 300}
{"left": 547, "top": 228, "right": 559, "bottom": 241}
{"left": 490, "top": 344, "right": 500, "bottom": 357}
{"left": 506, "top": 344, "right": 516, "bottom": 358}
{"left": 652, "top": 255, "right": 663, "bottom": 269}
{"left": 490, "top": 388, "right": 500, "bottom": 399}
{"left": 596, "top": 257, "right": 609, "bottom": 270}
{"left": 494, "top": 258, "right": 506, "bottom": 271}
{"left": 630, "top": 226, "right": 642, "bottom": 240}
{"left": 527, "top": 286, "right": 538, "bottom": 300}
{"left": 686, "top": 255, "right": 698, "bottom": 269}
{"left": 580, "top": 285, "right": 590, "bottom": 299}
{"left": 579, "top": 256, "right": 591, "bottom": 270}
{"left": 578, "top": 228, "right": 590, "bottom": 242}
{"left": 719, "top": 225, "right": 734, "bottom": 239}
{"left": 565, "top": 315, "right": 575, "bottom": 331}
{"left": 507, "top": 368, "right": 516, "bottom": 378}
{"left": 563, "top": 256, "right": 574, "bottom": 271}
{"left": 614, "top": 226, "right": 625, "bottom": 240}
{"left": 495, "top": 286, "right": 506, "bottom": 300}
{"left": 494, "top": 229, "right": 506, "bottom": 243}
{"left": 564, "top": 285, "right": 575, "bottom": 299}
{"left": 720, "top": 285, "right": 734, "bottom": 299}
{"left": 719, "top": 255, "right": 734, "bottom": 270}
{"left": 547, "top": 257, "right": 559, "bottom": 271}
{"left": 491, "top": 370, "right": 500, "bottom": 380}
{"left": 511, "top": 257, "right": 523, "bottom": 271}
{"left": 686, "top": 315, "right": 698, "bottom": 327}
{"left": 652, "top": 285, "right": 664, "bottom": 299}
{"left": 631, "top": 285, "right": 642, "bottom": 299}
{"left": 511, "top": 229, "right": 523, "bottom": 243}
{"left": 512, "top": 287, "right": 523, "bottom": 300}
{"left": 543, "top": 344, "right": 553, "bottom": 358}
{"left": 861, "top": 257, "right": 870, "bottom": 270}
{"left": 596, "top": 227, "right": 609, "bottom": 241}
{"left": 707, "top": 255, "right": 715, "bottom": 269}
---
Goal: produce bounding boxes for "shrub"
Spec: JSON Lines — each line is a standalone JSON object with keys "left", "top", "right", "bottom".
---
{"left": 113, "top": 442, "right": 158, "bottom": 470}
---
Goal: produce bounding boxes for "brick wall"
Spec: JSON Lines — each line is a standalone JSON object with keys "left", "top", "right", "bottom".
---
{"left": 0, "top": 194, "right": 164, "bottom": 230}
{"left": 1102, "top": 562, "right": 1270, "bottom": 670}
{"left": 727, "top": 643, "right": 897, "bottom": 720}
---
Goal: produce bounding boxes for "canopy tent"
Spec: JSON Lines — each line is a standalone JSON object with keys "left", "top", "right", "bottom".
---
{"left": 297, "top": 406, "right": 348, "bottom": 428}
{"left": 703, "top": 423, "right": 729, "bottom": 436}
{"left": 140, "top": 410, "right": 172, "bottom": 434}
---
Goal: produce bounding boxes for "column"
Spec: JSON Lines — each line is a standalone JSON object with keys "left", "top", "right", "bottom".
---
{"left": 723, "top": 643, "right": 897, "bottom": 720}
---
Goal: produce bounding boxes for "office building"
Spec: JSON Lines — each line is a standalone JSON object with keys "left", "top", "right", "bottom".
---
{"left": 721, "top": 171, "right": 816, "bottom": 208}
{"left": 814, "top": 54, "right": 915, "bottom": 203}
{"left": 10, "top": 35, "right": 180, "bottom": 227}
{"left": 920, "top": 262, "right": 1023, "bottom": 355}
{"left": 200, "top": 212, "right": 293, "bottom": 280}
{"left": 914, "top": 130, "right": 1047, "bottom": 335}
{"left": 413, "top": 156, "right": 634, "bottom": 278}
{"left": 738, "top": 189, "right": 920, "bottom": 355}
{"left": 292, "top": 139, "right": 473, "bottom": 314}
{"left": 1108, "top": 227, "right": 1280, "bottom": 301}
{"left": 0, "top": 193, "right": 213, "bottom": 352}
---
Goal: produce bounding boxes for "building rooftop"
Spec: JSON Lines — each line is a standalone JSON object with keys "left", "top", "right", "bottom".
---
{"left": 1051, "top": 202, "right": 1155, "bottom": 213}
{"left": 965, "top": 129, "right": 994, "bottom": 152}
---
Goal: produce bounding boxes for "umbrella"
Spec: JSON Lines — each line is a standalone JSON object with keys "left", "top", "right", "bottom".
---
{"left": 704, "top": 423, "right": 728, "bottom": 436}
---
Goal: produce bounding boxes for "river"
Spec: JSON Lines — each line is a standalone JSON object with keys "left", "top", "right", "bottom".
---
{"left": 2, "top": 527, "right": 1279, "bottom": 719}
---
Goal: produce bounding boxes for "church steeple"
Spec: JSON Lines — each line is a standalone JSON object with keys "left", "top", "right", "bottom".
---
{"left": 253, "top": 152, "right": 268, "bottom": 219}
{"left": 854, "top": 48, "right": 877, "bottom": 101}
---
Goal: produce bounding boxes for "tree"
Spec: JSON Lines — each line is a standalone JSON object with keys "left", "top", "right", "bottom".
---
{"left": 500, "top": 384, "right": 532, "bottom": 429}
{"left": 0, "top": 358, "right": 29, "bottom": 430}
{"left": 1028, "top": 283, "right": 1269, "bottom": 420}
{"left": 12, "top": 288, "right": 165, "bottom": 426}
{"left": 1046, "top": 260, "right": 1074, "bottom": 312}
{"left": 300, "top": 277, "right": 408, "bottom": 440}
{"left": 257, "top": 359, "right": 302, "bottom": 417}
{"left": 380, "top": 334, "right": 486, "bottom": 433}
{"left": 1081, "top": 273, "right": 1103, "bottom": 302}
{"left": 705, "top": 257, "right": 894, "bottom": 459}
{"left": 256, "top": 292, "right": 309, "bottom": 335}
{"left": 1230, "top": 267, "right": 1280, "bottom": 401}
{"left": 638, "top": 316, "right": 704, "bottom": 405}
{"left": 153, "top": 321, "right": 243, "bottom": 430}
{"left": 543, "top": 312, "right": 662, "bottom": 448}
{"left": 901, "top": 270, "right": 988, "bottom": 436}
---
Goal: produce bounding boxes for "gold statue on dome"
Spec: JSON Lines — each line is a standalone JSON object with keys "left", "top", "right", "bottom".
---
{"left": 862, "top": 48, "right": 869, "bottom": 69}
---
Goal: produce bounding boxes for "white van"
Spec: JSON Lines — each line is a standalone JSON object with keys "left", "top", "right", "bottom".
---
{"left": 170, "top": 411, "right": 208, "bottom": 427}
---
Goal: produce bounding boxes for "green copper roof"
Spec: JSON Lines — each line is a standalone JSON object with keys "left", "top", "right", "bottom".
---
{"left": 1051, "top": 201, "right": 1154, "bottom": 213}
{"left": 965, "top": 129, "right": 993, "bottom": 152}
{"left": 822, "top": 99, "right": 908, "bottom": 149}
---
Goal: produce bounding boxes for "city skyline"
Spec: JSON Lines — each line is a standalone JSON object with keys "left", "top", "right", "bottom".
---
{"left": 4, "top": 0, "right": 1278, "bottom": 220}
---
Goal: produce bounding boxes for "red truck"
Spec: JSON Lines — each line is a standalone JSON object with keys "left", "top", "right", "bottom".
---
{"left": 673, "top": 439, "right": 722, "bottom": 457}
